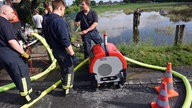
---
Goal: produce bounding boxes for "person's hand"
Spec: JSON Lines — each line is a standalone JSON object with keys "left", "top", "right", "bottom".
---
{"left": 71, "top": 54, "right": 79, "bottom": 65}
{"left": 21, "top": 52, "right": 32, "bottom": 62}
{"left": 79, "top": 30, "right": 88, "bottom": 35}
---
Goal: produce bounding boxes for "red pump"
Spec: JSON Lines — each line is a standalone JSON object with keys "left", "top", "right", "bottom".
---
{"left": 89, "top": 33, "right": 127, "bottom": 87}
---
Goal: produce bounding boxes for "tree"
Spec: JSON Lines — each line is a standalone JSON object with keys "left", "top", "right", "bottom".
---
{"left": 13, "top": 0, "right": 46, "bottom": 26}
{"left": 13, "top": 0, "right": 33, "bottom": 25}
{"left": 108, "top": 0, "right": 112, "bottom": 4}
{"left": 72, "top": 0, "right": 81, "bottom": 6}
{"left": 65, "top": 5, "right": 80, "bottom": 14}
{"left": 91, "top": 0, "right": 96, "bottom": 6}
{"left": 123, "top": 0, "right": 130, "bottom": 3}
{"left": 98, "top": 0, "right": 104, "bottom": 5}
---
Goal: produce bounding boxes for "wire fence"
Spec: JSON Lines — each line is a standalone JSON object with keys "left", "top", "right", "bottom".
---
{"left": 64, "top": 12, "right": 79, "bottom": 34}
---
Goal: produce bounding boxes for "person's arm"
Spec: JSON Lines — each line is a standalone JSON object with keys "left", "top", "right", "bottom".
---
{"left": 80, "top": 10, "right": 98, "bottom": 35}
{"left": 8, "top": 39, "right": 31, "bottom": 61}
{"left": 40, "top": 15, "right": 43, "bottom": 24}
{"left": 75, "top": 11, "right": 81, "bottom": 27}
{"left": 65, "top": 45, "right": 75, "bottom": 56}
{"left": 57, "top": 20, "right": 75, "bottom": 56}
{"left": 8, "top": 39, "right": 25, "bottom": 54}
{"left": 66, "top": 44, "right": 79, "bottom": 65}
{"left": 80, "top": 22, "right": 97, "bottom": 35}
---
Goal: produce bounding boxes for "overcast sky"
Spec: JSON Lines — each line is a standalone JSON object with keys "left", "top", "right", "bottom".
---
{"left": 66, "top": 0, "right": 121, "bottom": 5}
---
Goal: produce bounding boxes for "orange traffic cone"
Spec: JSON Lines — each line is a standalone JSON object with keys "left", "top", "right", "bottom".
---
{"left": 154, "top": 63, "right": 179, "bottom": 98}
{"left": 151, "top": 82, "right": 170, "bottom": 108}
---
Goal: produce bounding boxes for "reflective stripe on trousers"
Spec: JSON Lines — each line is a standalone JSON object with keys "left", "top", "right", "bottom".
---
{"left": 20, "top": 77, "right": 33, "bottom": 102}
{"left": 62, "top": 74, "right": 73, "bottom": 94}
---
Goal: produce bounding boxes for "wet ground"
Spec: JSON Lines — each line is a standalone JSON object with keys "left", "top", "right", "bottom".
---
{"left": 0, "top": 44, "right": 192, "bottom": 108}
{"left": 0, "top": 65, "right": 192, "bottom": 108}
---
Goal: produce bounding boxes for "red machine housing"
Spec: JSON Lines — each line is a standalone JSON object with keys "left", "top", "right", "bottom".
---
{"left": 89, "top": 43, "right": 127, "bottom": 73}
{"left": 89, "top": 41, "right": 127, "bottom": 85}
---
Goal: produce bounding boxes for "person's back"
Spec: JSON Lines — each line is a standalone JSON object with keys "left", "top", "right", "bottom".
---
{"left": 43, "top": 0, "right": 79, "bottom": 96}
{"left": 32, "top": 9, "right": 43, "bottom": 29}
{"left": 42, "top": 1, "right": 52, "bottom": 37}
{"left": 44, "top": 13, "right": 70, "bottom": 49}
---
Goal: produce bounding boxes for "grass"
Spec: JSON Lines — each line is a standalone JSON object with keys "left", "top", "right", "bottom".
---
{"left": 93, "top": 2, "right": 192, "bottom": 21}
{"left": 117, "top": 43, "right": 192, "bottom": 67}
{"left": 73, "top": 43, "right": 192, "bottom": 67}
{"left": 71, "top": 2, "right": 192, "bottom": 67}
{"left": 72, "top": 40, "right": 192, "bottom": 67}
{"left": 154, "top": 26, "right": 175, "bottom": 35}
{"left": 93, "top": 2, "right": 181, "bottom": 13}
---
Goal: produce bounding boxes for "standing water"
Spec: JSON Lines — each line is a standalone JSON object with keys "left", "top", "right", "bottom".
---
{"left": 97, "top": 10, "right": 192, "bottom": 46}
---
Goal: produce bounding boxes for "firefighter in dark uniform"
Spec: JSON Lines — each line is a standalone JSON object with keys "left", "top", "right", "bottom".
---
{"left": 42, "top": 1, "right": 52, "bottom": 37}
{"left": 43, "top": 0, "right": 79, "bottom": 95}
{"left": 75, "top": 0, "right": 102, "bottom": 59}
{"left": 0, "top": 5, "right": 33, "bottom": 102}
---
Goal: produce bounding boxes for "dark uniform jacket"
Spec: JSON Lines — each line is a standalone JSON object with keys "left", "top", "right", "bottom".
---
{"left": 0, "top": 16, "right": 20, "bottom": 57}
{"left": 75, "top": 10, "right": 98, "bottom": 31}
{"left": 0, "top": 17, "right": 16, "bottom": 47}
{"left": 44, "top": 13, "right": 71, "bottom": 51}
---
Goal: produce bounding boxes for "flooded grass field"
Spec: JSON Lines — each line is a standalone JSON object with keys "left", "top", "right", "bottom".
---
{"left": 97, "top": 10, "right": 192, "bottom": 46}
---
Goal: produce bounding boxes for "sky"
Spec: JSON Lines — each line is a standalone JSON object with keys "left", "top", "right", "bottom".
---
{"left": 66, "top": 0, "right": 121, "bottom": 6}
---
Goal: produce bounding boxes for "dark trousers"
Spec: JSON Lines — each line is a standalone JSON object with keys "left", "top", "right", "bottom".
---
{"left": 52, "top": 49, "right": 74, "bottom": 87}
{"left": 37, "top": 28, "right": 43, "bottom": 36}
{"left": 81, "top": 29, "right": 102, "bottom": 59}
{"left": 0, "top": 47, "right": 32, "bottom": 95}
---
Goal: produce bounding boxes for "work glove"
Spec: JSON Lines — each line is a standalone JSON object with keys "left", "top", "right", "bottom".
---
{"left": 71, "top": 54, "right": 79, "bottom": 65}
{"left": 21, "top": 52, "right": 32, "bottom": 62}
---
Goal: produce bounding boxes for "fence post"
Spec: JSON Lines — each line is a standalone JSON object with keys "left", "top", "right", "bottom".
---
{"left": 133, "top": 9, "right": 141, "bottom": 29}
{"left": 133, "top": 28, "right": 140, "bottom": 44}
{"left": 174, "top": 24, "right": 185, "bottom": 46}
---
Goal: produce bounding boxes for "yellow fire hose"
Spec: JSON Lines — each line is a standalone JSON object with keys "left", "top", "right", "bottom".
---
{"left": 0, "top": 33, "right": 191, "bottom": 108}
{"left": 21, "top": 56, "right": 191, "bottom": 108}
{"left": 124, "top": 57, "right": 192, "bottom": 108}
{"left": 22, "top": 57, "right": 191, "bottom": 108}
{"left": 20, "top": 58, "right": 89, "bottom": 108}
{"left": 0, "top": 33, "right": 57, "bottom": 92}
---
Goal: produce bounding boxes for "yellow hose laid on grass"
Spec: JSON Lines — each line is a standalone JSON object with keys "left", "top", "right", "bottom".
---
{"left": 124, "top": 56, "right": 192, "bottom": 108}
{"left": 20, "top": 58, "right": 89, "bottom": 108}
{"left": 0, "top": 33, "right": 57, "bottom": 92}
{"left": 20, "top": 55, "right": 191, "bottom": 108}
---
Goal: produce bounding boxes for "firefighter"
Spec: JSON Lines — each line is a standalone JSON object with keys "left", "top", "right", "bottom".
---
{"left": 42, "top": 1, "right": 52, "bottom": 37}
{"left": 75, "top": 0, "right": 102, "bottom": 59}
{"left": 0, "top": 5, "right": 33, "bottom": 103}
{"left": 43, "top": 0, "right": 79, "bottom": 95}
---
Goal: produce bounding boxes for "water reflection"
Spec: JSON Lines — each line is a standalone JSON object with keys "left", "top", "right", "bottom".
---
{"left": 97, "top": 10, "right": 192, "bottom": 46}
{"left": 133, "top": 28, "right": 140, "bottom": 44}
